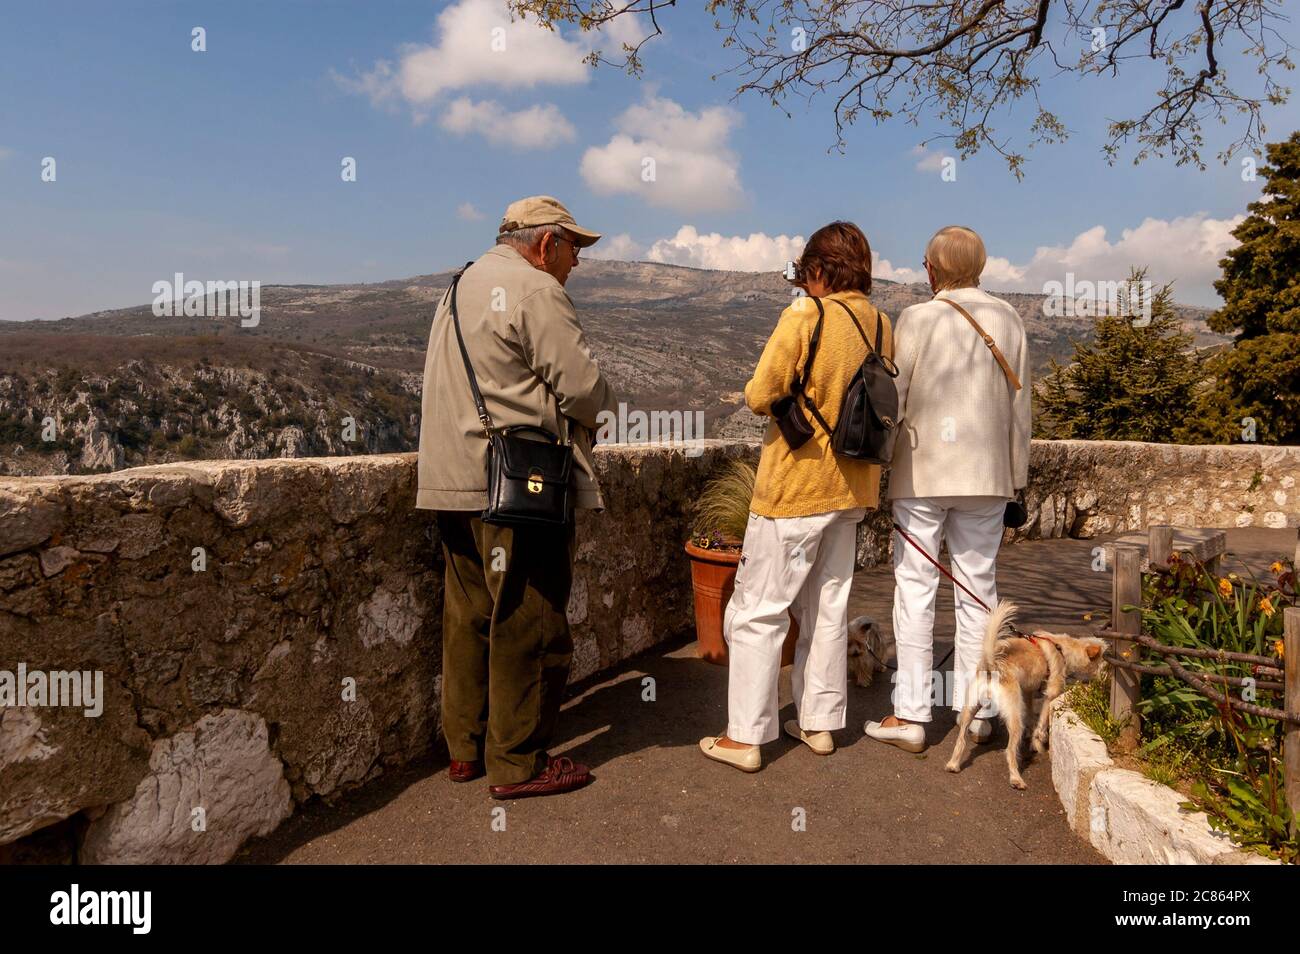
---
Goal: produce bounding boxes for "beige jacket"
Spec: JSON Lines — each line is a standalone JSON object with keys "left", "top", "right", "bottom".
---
{"left": 887, "top": 286, "right": 1031, "bottom": 499}
{"left": 416, "top": 244, "right": 618, "bottom": 511}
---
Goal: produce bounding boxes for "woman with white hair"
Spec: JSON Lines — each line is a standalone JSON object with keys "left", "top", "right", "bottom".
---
{"left": 864, "top": 225, "right": 1031, "bottom": 753}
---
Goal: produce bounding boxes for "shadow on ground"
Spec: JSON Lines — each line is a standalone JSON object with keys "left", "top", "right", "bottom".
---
{"left": 235, "top": 528, "right": 1293, "bottom": 865}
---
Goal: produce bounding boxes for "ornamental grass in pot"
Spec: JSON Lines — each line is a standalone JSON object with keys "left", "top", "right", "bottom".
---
{"left": 684, "top": 459, "right": 798, "bottom": 665}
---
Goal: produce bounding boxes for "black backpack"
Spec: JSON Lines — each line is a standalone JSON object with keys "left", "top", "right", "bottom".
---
{"left": 774, "top": 297, "right": 901, "bottom": 465}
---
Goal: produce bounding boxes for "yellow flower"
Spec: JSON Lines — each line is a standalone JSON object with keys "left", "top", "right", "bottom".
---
{"left": 1270, "top": 561, "right": 1285, "bottom": 575}
{"left": 1259, "top": 596, "right": 1275, "bottom": 618}
{"left": 1218, "top": 577, "right": 1233, "bottom": 598}
{"left": 1275, "top": 640, "right": 1285, "bottom": 659}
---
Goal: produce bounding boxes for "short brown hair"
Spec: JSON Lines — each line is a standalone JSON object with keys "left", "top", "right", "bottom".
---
{"left": 925, "top": 226, "right": 986, "bottom": 290}
{"left": 788, "top": 221, "right": 873, "bottom": 295}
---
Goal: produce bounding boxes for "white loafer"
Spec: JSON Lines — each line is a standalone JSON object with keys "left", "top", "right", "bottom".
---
{"left": 864, "top": 719, "right": 927, "bottom": 753}
{"left": 699, "top": 735, "right": 761, "bottom": 773}
{"left": 783, "top": 719, "right": 834, "bottom": 755}
{"left": 968, "top": 717, "right": 993, "bottom": 744}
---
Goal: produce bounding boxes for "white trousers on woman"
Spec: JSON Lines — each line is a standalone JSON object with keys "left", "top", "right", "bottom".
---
{"left": 891, "top": 495, "right": 1006, "bottom": 722}
{"left": 724, "top": 507, "right": 866, "bottom": 745}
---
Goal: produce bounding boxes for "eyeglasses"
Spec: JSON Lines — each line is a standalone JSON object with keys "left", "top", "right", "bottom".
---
{"left": 554, "top": 234, "right": 579, "bottom": 260}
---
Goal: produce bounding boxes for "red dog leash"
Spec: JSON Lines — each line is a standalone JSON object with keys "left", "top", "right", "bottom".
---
{"left": 892, "top": 521, "right": 1037, "bottom": 643}
{"left": 892, "top": 521, "right": 993, "bottom": 613}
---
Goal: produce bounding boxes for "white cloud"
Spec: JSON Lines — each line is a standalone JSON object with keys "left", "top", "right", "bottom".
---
{"left": 584, "top": 227, "right": 800, "bottom": 270}
{"left": 911, "top": 145, "right": 949, "bottom": 173}
{"left": 439, "top": 97, "right": 575, "bottom": 148}
{"left": 869, "top": 213, "right": 1238, "bottom": 303}
{"left": 585, "top": 233, "right": 646, "bottom": 261}
{"left": 580, "top": 214, "right": 1239, "bottom": 304}
{"left": 642, "top": 226, "right": 802, "bottom": 271}
{"left": 339, "top": 0, "right": 588, "bottom": 109}
{"left": 873, "top": 253, "right": 926, "bottom": 285}
{"left": 581, "top": 96, "right": 745, "bottom": 212}
{"left": 457, "top": 202, "right": 486, "bottom": 222}
{"left": 590, "top": 9, "right": 653, "bottom": 58}
{"left": 979, "top": 214, "right": 1242, "bottom": 302}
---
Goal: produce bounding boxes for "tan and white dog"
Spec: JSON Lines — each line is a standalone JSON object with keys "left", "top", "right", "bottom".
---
{"left": 847, "top": 615, "right": 895, "bottom": 688}
{"left": 945, "top": 600, "right": 1107, "bottom": 789}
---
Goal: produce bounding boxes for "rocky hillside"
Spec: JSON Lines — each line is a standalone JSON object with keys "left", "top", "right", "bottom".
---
{"left": 0, "top": 260, "right": 1223, "bottom": 475}
{"left": 0, "top": 337, "right": 417, "bottom": 476}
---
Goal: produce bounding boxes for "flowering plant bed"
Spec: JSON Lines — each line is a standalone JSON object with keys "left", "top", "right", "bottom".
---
{"left": 1080, "top": 552, "right": 1297, "bottom": 862}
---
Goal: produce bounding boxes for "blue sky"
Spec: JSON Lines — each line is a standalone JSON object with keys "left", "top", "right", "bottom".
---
{"left": 1, "top": 0, "right": 1296, "bottom": 320}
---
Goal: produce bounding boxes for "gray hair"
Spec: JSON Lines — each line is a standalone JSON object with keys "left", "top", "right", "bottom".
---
{"left": 496, "top": 223, "right": 569, "bottom": 250}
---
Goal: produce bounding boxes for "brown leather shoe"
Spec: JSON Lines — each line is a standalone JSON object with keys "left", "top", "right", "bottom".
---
{"left": 449, "top": 759, "right": 484, "bottom": 783}
{"left": 488, "top": 756, "right": 592, "bottom": 800}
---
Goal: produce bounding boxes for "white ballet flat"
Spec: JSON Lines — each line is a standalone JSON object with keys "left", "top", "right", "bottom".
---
{"left": 784, "top": 719, "right": 834, "bottom": 755}
{"left": 699, "top": 735, "right": 761, "bottom": 772}
{"left": 864, "top": 719, "right": 927, "bottom": 753}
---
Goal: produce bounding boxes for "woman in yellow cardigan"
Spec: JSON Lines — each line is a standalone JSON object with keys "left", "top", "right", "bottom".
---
{"left": 700, "top": 221, "right": 893, "bottom": 772}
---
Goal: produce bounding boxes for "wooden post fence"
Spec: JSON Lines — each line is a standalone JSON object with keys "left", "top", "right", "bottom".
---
{"left": 1148, "top": 525, "right": 1173, "bottom": 568}
{"left": 1286, "top": 607, "right": 1299, "bottom": 838}
{"left": 1104, "top": 526, "right": 1298, "bottom": 830}
{"left": 1111, "top": 546, "right": 1142, "bottom": 750}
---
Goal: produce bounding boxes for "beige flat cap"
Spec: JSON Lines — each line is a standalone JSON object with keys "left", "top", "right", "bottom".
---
{"left": 498, "top": 195, "right": 601, "bottom": 248}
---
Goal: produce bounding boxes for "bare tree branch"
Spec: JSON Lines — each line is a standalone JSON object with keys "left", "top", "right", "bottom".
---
{"left": 511, "top": 0, "right": 1295, "bottom": 176}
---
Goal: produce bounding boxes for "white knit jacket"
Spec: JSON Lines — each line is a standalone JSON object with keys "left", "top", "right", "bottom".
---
{"left": 887, "top": 286, "right": 1031, "bottom": 499}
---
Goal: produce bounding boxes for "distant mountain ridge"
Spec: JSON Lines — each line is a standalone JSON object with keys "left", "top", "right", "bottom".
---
{"left": 0, "top": 260, "right": 1224, "bottom": 475}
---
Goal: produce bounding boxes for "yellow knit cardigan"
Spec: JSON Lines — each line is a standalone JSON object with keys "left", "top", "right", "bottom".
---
{"left": 744, "top": 290, "right": 893, "bottom": 518}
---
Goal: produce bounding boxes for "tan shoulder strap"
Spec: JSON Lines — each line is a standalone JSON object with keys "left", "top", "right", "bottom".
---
{"left": 938, "top": 298, "right": 1022, "bottom": 391}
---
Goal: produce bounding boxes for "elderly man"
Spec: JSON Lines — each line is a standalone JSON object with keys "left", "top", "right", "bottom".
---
{"left": 417, "top": 196, "right": 617, "bottom": 799}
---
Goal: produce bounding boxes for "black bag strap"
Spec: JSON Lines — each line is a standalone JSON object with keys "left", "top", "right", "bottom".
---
{"left": 445, "top": 262, "right": 494, "bottom": 435}
{"left": 790, "top": 296, "right": 825, "bottom": 397}
{"left": 787, "top": 297, "right": 833, "bottom": 436}
{"left": 443, "top": 262, "right": 570, "bottom": 444}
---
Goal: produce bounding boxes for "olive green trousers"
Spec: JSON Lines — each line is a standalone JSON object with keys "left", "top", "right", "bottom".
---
{"left": 436, "top": 511, "right": 576, "bottom": 786}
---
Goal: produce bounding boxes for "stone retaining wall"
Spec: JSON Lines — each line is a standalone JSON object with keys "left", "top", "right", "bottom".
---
{"left": 1013, "top": 440, "right": 1299, "bottom": 539}
{"left": 0, "top": 441, "right": 752, "bottom": 863}
{"left": 1048, "top": 699, "right": 1280, "bottom": 864}
{"left": 1, "top": 438, "right": 1295, "bottom": 863}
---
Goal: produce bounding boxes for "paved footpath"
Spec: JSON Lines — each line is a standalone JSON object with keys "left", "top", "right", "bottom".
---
{"left": 236, "top": 528, "right": 1293, "bottom": 865}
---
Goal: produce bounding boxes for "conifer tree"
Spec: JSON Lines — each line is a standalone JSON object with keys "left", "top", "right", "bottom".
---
{"left": 1035, "top": 270, "right": 1202, "bottom": 442}
{"left": 1182, "top": 133, "right": 1300, "bottom": 445}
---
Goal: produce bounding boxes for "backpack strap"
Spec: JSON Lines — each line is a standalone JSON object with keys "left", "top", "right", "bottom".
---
{"left": 790, "top": 297, "right": 824, "bottom": 399}
{"left": 828, "top": 299, "right": 898, "bottom": 375}
{"left": 938, "top": 298, "right": 1022, "bottom": 391}
{"left": 797, "top": 297, "right": 898, "bottom": 437}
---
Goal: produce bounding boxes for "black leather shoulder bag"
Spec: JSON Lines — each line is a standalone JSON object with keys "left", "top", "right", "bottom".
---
{"left": 445, "top": 263, "right": 574, "bottom": 528}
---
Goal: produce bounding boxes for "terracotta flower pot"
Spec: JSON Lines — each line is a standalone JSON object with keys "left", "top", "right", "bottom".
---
{"left": 684, "top": 541, "right": 799, "bottom": 666}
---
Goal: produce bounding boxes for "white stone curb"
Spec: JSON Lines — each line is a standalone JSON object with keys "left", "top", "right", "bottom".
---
{"left": 1048, "top": 697, "right": 1282, "bottom": 865}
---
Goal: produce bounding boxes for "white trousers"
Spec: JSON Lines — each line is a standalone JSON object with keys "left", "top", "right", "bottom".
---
{"left": 891, "top": 496, "right": 1006, "bottom": 722}
{"left": 724, "top": 507, "right": 865, "bottom": 745}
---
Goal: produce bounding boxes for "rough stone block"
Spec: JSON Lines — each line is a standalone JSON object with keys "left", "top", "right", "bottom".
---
{"left": 1048, "top": 697, "right": 1113, "bottom": 838}
{"left": 79, "top": 709, "right": 291, "bottom": 865}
